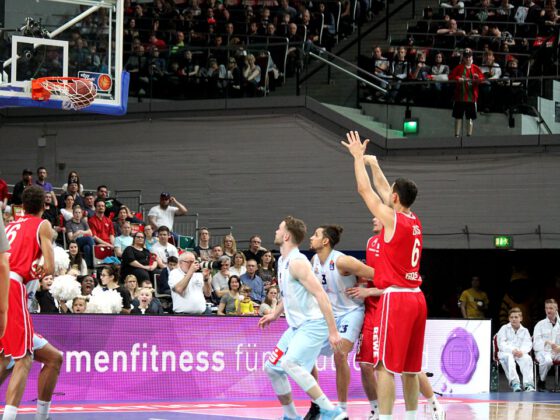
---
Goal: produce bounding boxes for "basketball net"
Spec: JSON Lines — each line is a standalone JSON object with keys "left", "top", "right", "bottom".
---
{"left": 31, "top": 77, "right": 97, "bottom": 111}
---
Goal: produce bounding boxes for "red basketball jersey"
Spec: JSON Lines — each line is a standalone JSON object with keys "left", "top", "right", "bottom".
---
{"left": 5, "top": 216, "right": 47, "bottom": 283}
{"left": 364, "top": 235, "right": 381, "bottom": 311}
{"left": 376, "top": 211, "right": 423, "bottom": 289}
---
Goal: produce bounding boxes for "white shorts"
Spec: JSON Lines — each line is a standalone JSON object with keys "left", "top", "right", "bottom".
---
{"left": 6, "top": 334, "right": 49, "bottom": 370}
{"left": 266, "top": 318, "right": 329, "bottom": 372}
{"left": 320, "top": 308, "right": 365, "bottom": 356}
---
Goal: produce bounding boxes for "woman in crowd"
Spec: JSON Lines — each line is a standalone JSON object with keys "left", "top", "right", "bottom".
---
{"left": 79, "top": 275, "right": 96, "bottom": 297}
{"left": 258, "top": 250, "right": 277, "bottom": 290}
{"left": 61, "top": 170, "right": 84, "bottom": 194}
{"left": 242, "top": 53, "right": 261, "bottom": 97}
{"left": 124, "top": 274, "right": 140, "bottom": 302}
{"left": 258, "top": 286, "right": 279, "bottom": 316}
{"left": 217, "top": 275, "right": 242, "bottom": 315}
{"left": 68, "top": 240, "right": 88, "bottom": 275}
{"left": 95, "top": 265, "right": 131, "bottom": 314}
{"left": 60, "top": 195, "right": 75, "bottom": 222}
{"left": 230, "top": 251, "right": 247, "bottom": 277}
{"left": 120, "top": 231, "right": 157, "bottom": 283}
{"left": 144, "top": 224, "right": 157, "bottom": 251}
{"left": 212, "top": 256, "right": 232, "bottom": 299}
{"left": 113, "top": 205, "right": 143, "bottom": 236}
{"left": 222, "top": 234, "right": 237, "bottom": 261}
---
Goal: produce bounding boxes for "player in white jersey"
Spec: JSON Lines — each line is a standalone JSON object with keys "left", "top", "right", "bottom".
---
{"left": 259, "top": 216, "right": 347, "bottom": 420}
{"left": 303, "top": 224, "right": 373, "bottom": 418}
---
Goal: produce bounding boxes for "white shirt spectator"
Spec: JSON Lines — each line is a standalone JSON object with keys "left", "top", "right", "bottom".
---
{"left": 168, "top": 268, "right": 206, "bottom": 314}
{"left": 533, "top": 314, "right": 560, "bottom": 382}
{"left": 212, "top": 271, "right": 229, "bottom": 294}
{"left": 151, "top": 241, "right": 179, "bottom": 264}
{"left": 148, "top": 205, "right": 179, "bottom": 231}
{"left": 229, "top": 266, "right": 247, "bottom": 277}
{"left": 497, "top": 322, "right": 532, "bottom": 356}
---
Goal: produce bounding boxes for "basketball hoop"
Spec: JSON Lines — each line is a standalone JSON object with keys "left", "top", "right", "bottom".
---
{"left": 31, "top": 77, "right": 97, "bottom": 111}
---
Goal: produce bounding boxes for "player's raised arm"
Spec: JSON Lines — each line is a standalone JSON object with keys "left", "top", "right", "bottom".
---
{"left": 341, "top": 131, "right": 395, "bottom": 233}
{"left": 364, "top": 155, "right": 392, "bottom": 205}
{"left": 290, "top": 258, "right": 342, "bottom": 353}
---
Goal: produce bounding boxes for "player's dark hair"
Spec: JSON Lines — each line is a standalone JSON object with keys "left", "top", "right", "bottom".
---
{"left": 94, "top": 198, "right": 105, "bottom": 206}
{"left": 284, "top": 216, "right": 307, "bottom": 245}
{"left": 22, "top": 185, "right": 45, "bottom": 215}
{"left": 392, "top": 178, "right": 418, "bottom": 208}
{"left": 37, "top": 166, "right": 47, "bottom": 174}
{"left": 320, "top": 225, "right": 343, "bottom": 248}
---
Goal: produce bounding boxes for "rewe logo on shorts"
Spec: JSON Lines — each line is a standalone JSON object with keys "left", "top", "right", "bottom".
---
{"left": 373, "top": 326, "right": 379, "bottom": 358}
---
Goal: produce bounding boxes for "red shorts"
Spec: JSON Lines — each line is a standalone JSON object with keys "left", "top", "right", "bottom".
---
{"left": 356, "top": 296, "right": 379, "bottom": 364}
{"left": 373, "top": 289, "right": 427, "bottom": 374}
{"left": 0, "top": 278, "right": 34, "bottom": 359}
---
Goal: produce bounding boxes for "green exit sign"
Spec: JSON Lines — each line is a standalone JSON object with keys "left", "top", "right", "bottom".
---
{"left": 494, "top": 235, "right": 513, "bottom": 249}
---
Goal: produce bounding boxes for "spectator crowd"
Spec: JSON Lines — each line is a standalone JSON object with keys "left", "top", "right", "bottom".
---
{"left": 358, "top": 0, "right": 559, "bottom": 111}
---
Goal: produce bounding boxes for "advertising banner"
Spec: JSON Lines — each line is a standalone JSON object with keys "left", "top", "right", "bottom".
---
{"left": 0, "top": 316, "right": 490, "bottom": 402}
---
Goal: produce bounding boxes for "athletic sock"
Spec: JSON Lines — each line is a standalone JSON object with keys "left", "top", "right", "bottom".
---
{"left": 405, "top": 410, "right": 417, "bottom": 419}
{"left": 36, "top": 400, "right": 51, "bottom": 420}
{"left": 313, "top": 394, "right": 335, "bottom": 411}
{"left": 379, "top": 415, "right": 392, "bottom": 420}
{"left": 370, "top": 399, "right": 379, "bottom": 411}
{"left": 282, "top": 402, "right": 298, "bottom": 418}
{"left": 2, "top": 405, "right": 18, "bottom": 420}
{"left": 338, "top": 401, "right": 347, "bottom": 410}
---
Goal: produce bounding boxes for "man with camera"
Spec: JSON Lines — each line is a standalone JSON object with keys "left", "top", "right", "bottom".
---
{"left": 168, "top": 252, "right": 212, "bottom": 314}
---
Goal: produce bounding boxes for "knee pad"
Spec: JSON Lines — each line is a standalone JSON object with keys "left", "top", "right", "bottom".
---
{"left": 281, "top": 358, "right": 318, "bottom": 392}
{"left": 265, "top": 363, "right": 292, "bottom": 396}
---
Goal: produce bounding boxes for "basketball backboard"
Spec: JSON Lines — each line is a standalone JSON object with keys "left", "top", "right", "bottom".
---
{"left": 0, "top": 0, "right": 128, "bottom": 115}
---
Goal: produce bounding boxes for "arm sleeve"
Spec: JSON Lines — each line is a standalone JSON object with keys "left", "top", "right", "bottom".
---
{"left": 533, "top": 322, "right": 545, "bottom": 352}
{"left": 497, "top": 325, "right": 514, "bottom": 353}
{"left": 459, "top": 290, "right": 468, "bottom": 303}
{"left": 521, "top": 328, "right": 533, "bottom": 353}
{"left": 121, "top": 246, "right": 135, "bottom": 264}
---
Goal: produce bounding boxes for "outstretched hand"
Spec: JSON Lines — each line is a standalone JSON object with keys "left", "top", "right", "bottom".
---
{"left": 341, "top": 131, "right": 369, "bottom": 159}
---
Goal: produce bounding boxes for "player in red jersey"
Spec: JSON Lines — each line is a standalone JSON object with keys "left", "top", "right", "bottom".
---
{"left": 342, "top": 131, "right": 427, "bottom": 420}
{"left": 1, "top": 186, "right": 55, "bottom": 420}
{"left": 0, "top": 217, "right": 9, "bottom": 339}
{"left": 348, "top": 217, "right": 382, "bottom": 419}
{"left": 348, "top": 216, "right": 445, "bottom": 420}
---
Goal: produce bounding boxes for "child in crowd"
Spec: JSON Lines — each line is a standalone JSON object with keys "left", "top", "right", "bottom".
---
{"left": 497, "top": 307, "right": 535, "bottom": 392}
{"left": 34, "top": 276, "right": 61, "bottom": 313}
{"left": 72, "top": 297, "right": 88, "bottom": 313}
{"left": 132, "top": 280, "right": 164, "bottom": 314}
{"left": 237, "top": 285, "right": 255, "bottom": 315}
{"left": 131, "top": 287, "right": 155, "bottom": 314}
{"left": 157, "top": 255, "right": 177, "bottom": 295}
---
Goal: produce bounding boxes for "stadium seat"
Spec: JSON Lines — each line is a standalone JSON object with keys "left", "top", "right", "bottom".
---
{"left": 93, "top": 244, "right": 115, "bottom": 268}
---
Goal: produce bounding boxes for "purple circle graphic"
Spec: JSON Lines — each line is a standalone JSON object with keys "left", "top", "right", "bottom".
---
{"left": 440, "top": 327, "right": 479, "bottom": 384}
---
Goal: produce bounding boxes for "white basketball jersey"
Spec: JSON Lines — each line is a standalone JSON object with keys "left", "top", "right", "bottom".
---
{"left": 278, "top": 247, "right": 323, "bottom": 328}
{"left": 311, "top": 250, "right": 363, "bottom": 317}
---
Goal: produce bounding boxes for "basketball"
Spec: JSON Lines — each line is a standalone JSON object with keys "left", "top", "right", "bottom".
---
{"left": 67, "top": 79, "right": 97, "bottom": 109}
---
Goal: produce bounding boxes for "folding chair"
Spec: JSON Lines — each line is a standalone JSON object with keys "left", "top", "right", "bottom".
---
{"left": 153, "top": 273, "right": 171, "bottom": 299}
{"left": 93, "top": 244, "right": 115, "bottom": 268}
{"left": 178, "top": 235, "right": 195, "bottom": 251}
